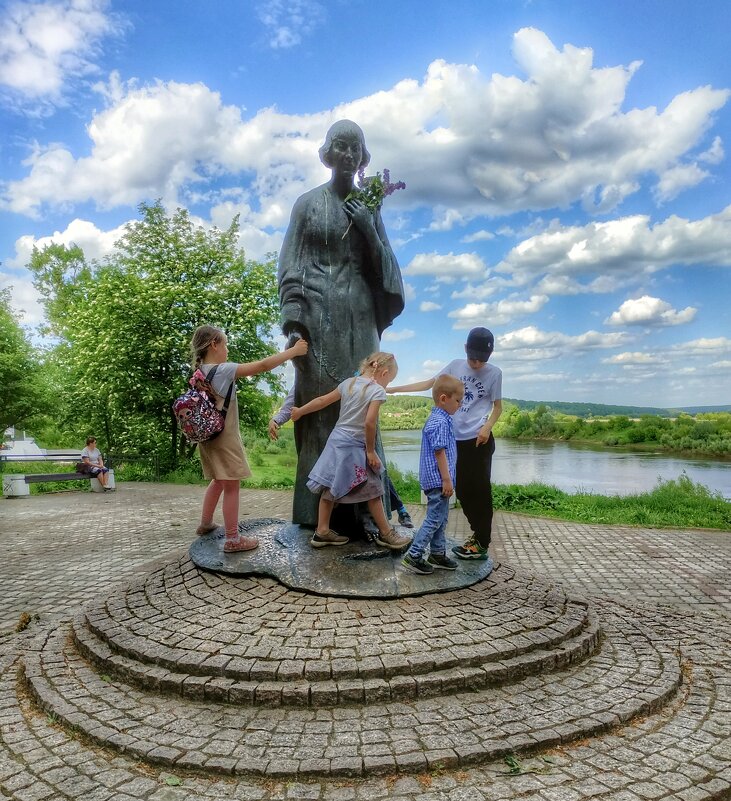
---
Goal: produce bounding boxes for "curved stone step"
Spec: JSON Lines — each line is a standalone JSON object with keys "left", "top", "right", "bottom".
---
{"left": 4, "top": 601, "right": 731, "bottom": 798}
{"left": 79, "top": 558, "right": 595, "bottom": 688}
{"left": 23, "top": 611, "right": 681, "bottom": 779}
{"left": 72, "top": 611, "right": 601, "bottom": 705}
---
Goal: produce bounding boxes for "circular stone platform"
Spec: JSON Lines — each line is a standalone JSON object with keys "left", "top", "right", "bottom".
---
{"left": 189, "top": 518, "right": 494, "bottom": 597}
{"left": 20, "top": 556, "right": 687, "bottom": 782}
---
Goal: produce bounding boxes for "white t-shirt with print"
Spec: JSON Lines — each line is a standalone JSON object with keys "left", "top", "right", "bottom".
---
{"left": 437, "top": 359, "right": 502, "bottom": 441}
{"left": 336, "top": 376, "right": 387, "bottom": 437}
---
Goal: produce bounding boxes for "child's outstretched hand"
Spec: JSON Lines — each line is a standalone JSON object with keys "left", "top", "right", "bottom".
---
{"left": 291, "top": 406, "right": 302, "bottom": 422}
{"left": 290, "top": 338, "right": 308, "bottom": 358}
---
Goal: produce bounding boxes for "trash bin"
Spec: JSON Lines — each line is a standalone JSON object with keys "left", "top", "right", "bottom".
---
{"left": 2, "top": 474, "right": 30, "bottom": 497}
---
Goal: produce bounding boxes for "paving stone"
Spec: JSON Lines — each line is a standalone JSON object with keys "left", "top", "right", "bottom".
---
{"left": 1, "top": 485, "right": 730, "bottom": 800}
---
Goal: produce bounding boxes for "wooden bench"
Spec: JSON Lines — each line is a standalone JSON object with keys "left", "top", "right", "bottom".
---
{"left": 1, "top": 455, "right": 115, "bottom": 497}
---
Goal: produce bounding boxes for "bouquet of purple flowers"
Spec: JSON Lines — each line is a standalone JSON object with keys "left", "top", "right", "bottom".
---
{"left": 342, "top": 168, "right": 406, "bottom": 238}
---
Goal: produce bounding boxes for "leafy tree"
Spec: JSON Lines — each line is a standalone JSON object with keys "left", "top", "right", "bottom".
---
{"left": 0, "top": 289, "right": 51, "bottom": 432}
{"left": 29, "top": 201, "right": 281, "bottom": 469}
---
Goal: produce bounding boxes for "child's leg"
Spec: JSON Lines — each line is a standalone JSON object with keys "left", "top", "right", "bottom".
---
{"left": 369, "top": 494, "right": 412, "bottom": 550}
{"left": 316, "top": 496, "right": 335, "bottom": 534}
{"left": 220, "top": 479, "right": 258, "bottom": 552}
{"left": 220, "top": 480, "right": 240, "bottom": 536}
{"left": 406, "top": 488, "right": 446, "bottom": 558}
{"left": 429, "top": 505, "right": 449, "bottom": 555}
{"left": 201, "top": 479, "right": 224, "bottom": 526}
{"left": 366, "top": 496, "right": 391, "bottom": 534}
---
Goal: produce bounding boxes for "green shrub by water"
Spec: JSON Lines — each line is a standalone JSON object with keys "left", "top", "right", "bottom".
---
{"left": 492, "top": 473, "right": 730, "bottom": 529}
{"left": 385, "top": 464, "right": 730, "bottom": 529}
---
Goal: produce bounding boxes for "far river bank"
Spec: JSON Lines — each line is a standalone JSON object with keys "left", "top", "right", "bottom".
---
{"left": 382, "top": 431, "right": 731, "bottom": 500}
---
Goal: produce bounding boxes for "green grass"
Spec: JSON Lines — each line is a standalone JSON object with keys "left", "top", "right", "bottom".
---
{"left": 389, "top": 462, "right": 730, "bottom": 529}
{"left": 8, "top": 433, "right": 729, "bottom": 530}
{"left": 492, "top": 473, "right": 731, "bottom": 529}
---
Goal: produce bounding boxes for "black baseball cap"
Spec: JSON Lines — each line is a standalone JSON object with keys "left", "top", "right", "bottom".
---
{"left": 465, "top": 327, "right": 494, "bottom": 360}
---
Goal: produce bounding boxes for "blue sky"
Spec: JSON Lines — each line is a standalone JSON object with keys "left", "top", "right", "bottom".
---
{"left": 1, "top": 0, "right": 730, "bottom": 406}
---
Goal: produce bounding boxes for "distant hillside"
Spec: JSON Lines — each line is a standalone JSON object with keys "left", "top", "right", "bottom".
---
{"left": 504, "top": 399, "right": 731, "bottom": 418}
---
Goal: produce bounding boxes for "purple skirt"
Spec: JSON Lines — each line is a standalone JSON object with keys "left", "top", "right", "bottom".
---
{"left": 307, "top": 427, "right": 384, "bottom": 503}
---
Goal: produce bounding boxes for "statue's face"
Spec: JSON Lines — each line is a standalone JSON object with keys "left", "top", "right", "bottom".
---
{"left": 330, "top": 134, "right": 362, "bottom": 176}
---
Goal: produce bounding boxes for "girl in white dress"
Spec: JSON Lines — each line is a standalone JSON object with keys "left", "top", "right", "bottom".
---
{"left": 292, "top": 352, "right": 411, "bottom": 551}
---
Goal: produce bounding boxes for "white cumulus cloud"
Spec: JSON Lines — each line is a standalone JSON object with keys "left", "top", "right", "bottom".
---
{"left": 9, "top": 217, "right": 127, "bottom": 267}
{"left": 682, "top": 337, "right": 731, "bottom": 354}
{"left": 256, "top": 0, "right": 325, "bottom": 49}
{"left": 419, "top": 301, "right": 442, "bottom": 312}
{"left": 499, "top": 325, "right": 630, "bottom": 356}
{"left": 0, "top": 0, "right": 124, "bottom": 108}
{"left": 382, "top": 328, "right": 415, "bottom": 342}
{"left": 404, "top": 252, "right": 486, "bottom": 278}
{"left": 3, "top": 27, "right": 728, "bottom": 222}
{"left": 449, "top": 294, "right": 549, "bottom": 328}
{"left": 461, "top": 229, "right": 495, "bottom": 243}
{"left": 603, "top": 351, "right": 667, "bottom": 365}
{"left": 495, "top": 205, "right": 731, "bottom": 287}
{"left": 605, "top": 295, "right": 697, "bottom": 327}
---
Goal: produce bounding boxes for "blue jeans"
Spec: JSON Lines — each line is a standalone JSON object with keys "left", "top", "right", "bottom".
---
{"left": 407, "top": 487, "right": 450, "bottom": 559}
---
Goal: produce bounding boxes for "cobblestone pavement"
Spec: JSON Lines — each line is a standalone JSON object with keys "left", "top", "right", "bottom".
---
{"left": 1, "top": 484, "right": 730, "bottom": 800}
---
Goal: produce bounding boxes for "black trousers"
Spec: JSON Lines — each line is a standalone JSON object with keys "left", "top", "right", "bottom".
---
{"left": 385, "top": 474, "right": 403, "bottom": 511}
{"left": 456, "top": 435, "right": 496, "bottom": 548}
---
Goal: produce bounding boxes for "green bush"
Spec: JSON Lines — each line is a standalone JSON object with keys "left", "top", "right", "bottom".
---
{"left": 160, "top": 463, "right": 204, "bottom": 484}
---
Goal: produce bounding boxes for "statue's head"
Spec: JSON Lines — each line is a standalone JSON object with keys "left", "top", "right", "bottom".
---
{"left": 319, "top": 120, "right": 371, "bottom": 170}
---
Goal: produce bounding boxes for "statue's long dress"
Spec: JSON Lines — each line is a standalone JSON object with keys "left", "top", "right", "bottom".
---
{"left": 278, "top": 183, "right": 405, "bottom": 526}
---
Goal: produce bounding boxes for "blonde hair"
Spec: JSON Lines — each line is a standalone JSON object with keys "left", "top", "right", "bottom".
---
{"left": 347, "top": 351, "right": 397, "bottom": 398}
{"left": 190, "top": 325, "right": 225, "bottom": 368}
{"left": 432, "top": 374, "right": 464, "bottom": 403}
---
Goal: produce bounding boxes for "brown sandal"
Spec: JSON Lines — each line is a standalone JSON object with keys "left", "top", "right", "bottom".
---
{"left": 223, "top": 533, "right": 259, "bottom": 552}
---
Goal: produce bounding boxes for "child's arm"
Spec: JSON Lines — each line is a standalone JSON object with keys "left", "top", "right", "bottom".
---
{"left": 235, "top": 338, "right": 308, "bottom": 378}
{"left": 387, "top": 377, "right": 435, "bottom": 395}
{"left": 476, "top": 399, "right": 503, "bottom": 446}
{"left": 269, "top": 386, "right": 296, "bottom": 440}
{"left": 291, "top": 388, "right": 341, "bottom": 422}
{"left": 364, "top": 400, "right": 384, "bottom": 470}
{"left": 434, "top": 448, "right": 454, "bottom": 497}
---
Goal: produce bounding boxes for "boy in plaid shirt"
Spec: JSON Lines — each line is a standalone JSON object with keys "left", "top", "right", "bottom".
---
{"left": 401, "top": 375, "right": 464, "bottom": 575}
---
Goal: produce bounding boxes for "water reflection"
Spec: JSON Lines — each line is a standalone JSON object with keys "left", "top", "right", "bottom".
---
{"left": 382, "top": 430, "right": 731, "bottom": 499}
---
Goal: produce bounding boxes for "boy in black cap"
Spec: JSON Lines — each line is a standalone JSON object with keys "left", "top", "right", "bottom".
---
{"left": 388, "top": 327, "right": 502, "bottom": 559}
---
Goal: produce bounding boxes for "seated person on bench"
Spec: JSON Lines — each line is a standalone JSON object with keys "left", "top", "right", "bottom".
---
{"left": 81, "top": 437, "right": 111, "bottom": 490}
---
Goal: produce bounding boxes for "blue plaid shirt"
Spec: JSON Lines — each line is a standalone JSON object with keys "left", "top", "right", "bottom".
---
{"left": 419, "top": 407, "right": 457, "bottom": 491}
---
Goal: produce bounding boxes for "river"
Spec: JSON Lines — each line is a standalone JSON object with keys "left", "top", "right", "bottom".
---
{"left": 381, "top": 430, "right": 731, "bottom": 499}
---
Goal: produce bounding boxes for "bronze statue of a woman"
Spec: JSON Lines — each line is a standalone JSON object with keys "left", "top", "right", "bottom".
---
{"left": 278, "top": 120, "right": 405, "bottom": 525}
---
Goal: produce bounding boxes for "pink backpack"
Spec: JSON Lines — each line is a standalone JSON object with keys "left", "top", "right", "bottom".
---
{"left": 172, "top": 365, "right": 234, "bottom": 444}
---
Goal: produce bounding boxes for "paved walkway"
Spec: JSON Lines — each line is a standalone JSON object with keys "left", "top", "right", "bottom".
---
{"left": 2, "top": 484, "right": 730, "bottom": 634}
{"left": 1, "top": 484, "right": 730, "bottom": 800}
